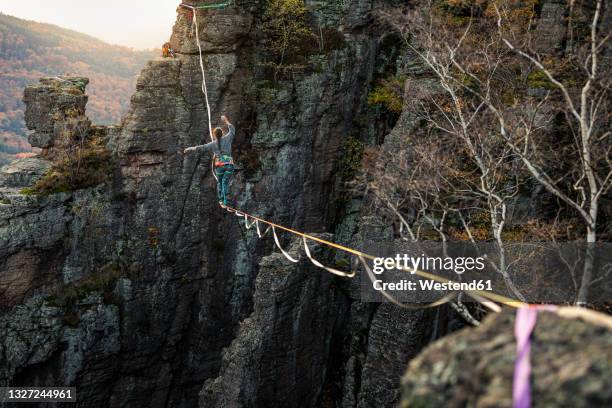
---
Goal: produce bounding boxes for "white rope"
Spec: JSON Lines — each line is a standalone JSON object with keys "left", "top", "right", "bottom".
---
{"left": 358, "top": 255, "right": 456, "bottom": 309}
{"left": 244, "top": 214, "right": 257, "bottom": 230}
{"left": 185, "top": 4, "right": 218, "bottom": 182}
{"left": 464, "top": 291, "right": 502, "bottom": 313}
{"left": 303, "top": 236, "right": 355, "bottom": 278}
{"left": 256, "top": 220, "right": 272, "bottom": 238}
{"left": 189, "top": 7, "right": 213, "bottom": 140}
{"left": 272, "top": 226, "right": 299, "bottom": 263}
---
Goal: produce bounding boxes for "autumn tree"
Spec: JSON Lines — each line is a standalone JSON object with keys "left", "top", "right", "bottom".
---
{"left": 374, "top": 0, "right": 610, "bottom": 306}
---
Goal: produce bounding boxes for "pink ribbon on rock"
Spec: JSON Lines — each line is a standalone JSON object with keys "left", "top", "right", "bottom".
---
{"left": 513, "top": 305, "right": 558, "bottom": 408}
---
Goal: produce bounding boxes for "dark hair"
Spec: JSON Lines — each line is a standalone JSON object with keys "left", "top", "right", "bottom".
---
{"left": 214, "top": 127, "right": 223, "bottom": 152}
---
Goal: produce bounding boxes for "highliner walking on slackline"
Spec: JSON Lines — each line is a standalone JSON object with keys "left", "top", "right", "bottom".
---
{"left": 184, "top": 115, "right": 236, "bottom": 207}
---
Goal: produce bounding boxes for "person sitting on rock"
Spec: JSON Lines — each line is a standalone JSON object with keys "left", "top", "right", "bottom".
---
{"left": 184, "top": 115, "right": 236, "bottom": 207}
{"left": 162, "top": 42, "right": 175, "bottom": 58}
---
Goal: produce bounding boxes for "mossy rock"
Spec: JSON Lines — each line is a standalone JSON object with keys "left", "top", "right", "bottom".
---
{"left": 400, "top": 311, "right": 612, "bottom": 408}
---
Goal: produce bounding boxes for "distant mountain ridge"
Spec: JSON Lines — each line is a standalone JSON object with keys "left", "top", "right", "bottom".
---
{"left": 0, "top": 13, "right": 157, "bottom": 165}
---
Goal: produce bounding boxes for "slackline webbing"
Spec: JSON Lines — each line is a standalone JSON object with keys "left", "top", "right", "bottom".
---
{"left": 223, "top": 205, "right": 526, "bottom": 309}
{"left": 181, "top": 2, "right": 231, "bottom": 10}
{"left": 225, "top": 203, "right": 612, "bottom": 331}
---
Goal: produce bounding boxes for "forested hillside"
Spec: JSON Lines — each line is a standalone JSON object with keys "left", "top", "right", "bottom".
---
{"left": 0, "top": 13, "right": 156, "bottom": 164}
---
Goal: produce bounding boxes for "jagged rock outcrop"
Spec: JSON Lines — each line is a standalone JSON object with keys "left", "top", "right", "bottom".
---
{"left": 0, "top": 294, "right": 120, "bottom": 406}
{"left": 201, "top": 235, "right": 350, "bottom": 407}
{"left": 3, "top": 1, "right": 603, "bottom": 407}
{"left": 399, "top": 311, "right": 612, "bottom": 408}
{"left": 23, "top": 76, "right": 91, "bottom": 159}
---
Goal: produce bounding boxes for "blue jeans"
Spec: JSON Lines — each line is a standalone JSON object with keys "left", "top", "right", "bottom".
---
{"left": 215, "top": 164, "right": 235, "bottom": 205}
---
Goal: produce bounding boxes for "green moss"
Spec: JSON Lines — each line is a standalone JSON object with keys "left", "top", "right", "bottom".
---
{"left": 20, "top": 187, "right": 37, "bottom": 196}
{"left": 261, "top": 0, "right": 318, "bottom": 78}
{"left": 339, "top": 136, "right": 365, "bottom": 181}
{"left": 368, "top": 76, "right": 405, "bottom": 114}
{"left": 334, "top": 258, "right": 350, "bottom": 269}
{"left": 0, "top": 198, "right": 10, "bottom": 205}
{"left": 527, "top": 70, "right": 556, "bottom": 90}
{"left": 47, "top": 260, "right": 127, "bottom": 309}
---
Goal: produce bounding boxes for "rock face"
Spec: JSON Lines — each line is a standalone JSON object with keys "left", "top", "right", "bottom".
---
{"left": 1, "top": 1, "right": 427, "bottom": 406}
{"left": 400, "top": 311, "right": 612, "bottom": 408}
{"left": 201, "top": 235, "right": 350, "bottom": 407}
{"left": 0, "top": 157, "right": 52, "bottom": 189}
{"left": 2, "top": 1, "right": 605, "bottom": 408}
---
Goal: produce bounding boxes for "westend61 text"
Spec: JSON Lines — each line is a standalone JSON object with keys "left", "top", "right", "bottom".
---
{"left": 372, "top": 279, "right": 493, "bottom": 292}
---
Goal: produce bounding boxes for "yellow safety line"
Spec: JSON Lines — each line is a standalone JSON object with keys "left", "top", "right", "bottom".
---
{"left": 224, "top": 205, "right": 527, "bottom": 309}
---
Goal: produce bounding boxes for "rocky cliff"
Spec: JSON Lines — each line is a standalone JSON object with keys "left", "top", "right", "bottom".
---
{"left": 0, "top": 1, "right": 607, "bottom": 407}
{"left": 0, "top": 1, "right": 444, "bottom": 407}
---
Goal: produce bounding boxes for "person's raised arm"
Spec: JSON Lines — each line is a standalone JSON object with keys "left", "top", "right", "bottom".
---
{"left": 221, "top": 115, "right": 235, "bottom": 142}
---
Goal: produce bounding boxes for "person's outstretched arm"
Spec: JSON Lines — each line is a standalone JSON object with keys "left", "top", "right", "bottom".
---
{"left": 184, "top": 140, "right": 215, "bottom": 154}
{"left": 222, "top": 115, "right": 235, "bottom": 143}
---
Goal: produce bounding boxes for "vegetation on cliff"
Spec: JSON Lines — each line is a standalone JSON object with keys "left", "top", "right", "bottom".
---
{"left": 367, "top": 0, "right": 610, "bottom": 307}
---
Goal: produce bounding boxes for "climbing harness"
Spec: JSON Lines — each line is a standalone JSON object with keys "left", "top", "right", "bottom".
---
{"left": 214, "top": 154, "right": 235, "bottom": 167}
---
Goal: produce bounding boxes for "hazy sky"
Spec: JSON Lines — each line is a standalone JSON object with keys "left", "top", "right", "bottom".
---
{"left": 0, "top": 0, "right": 179, "bottom": 49}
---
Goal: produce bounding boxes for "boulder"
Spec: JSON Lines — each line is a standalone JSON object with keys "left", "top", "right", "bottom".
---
{"left": 400, "top": 311, "right": 612, "bottom": 408}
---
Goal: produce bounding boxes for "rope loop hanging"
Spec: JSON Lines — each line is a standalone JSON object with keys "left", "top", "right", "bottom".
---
{"left": 256, "top": 220, "right": 272, "bottom": 238}
{"left": 272, "top": 226, "right": 300, "bottom": 263}
{"left": 244, "top": 214, "right": 257, "bottom": 230}
{"left": 303, "top": 236, "right": 356, "bottom": 278}
{"left": 180, "top": 2, "right": 219, "bottom": 181}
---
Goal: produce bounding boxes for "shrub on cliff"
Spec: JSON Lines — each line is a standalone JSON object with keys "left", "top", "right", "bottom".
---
{"left": 368, "top": 76, "right": 405, "bottom": 114}
{"left": 22, "top": 132, "right": 111, "bottom": 195}
{"left": 261, "top": 0, "right": 317, "bottom": 79}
